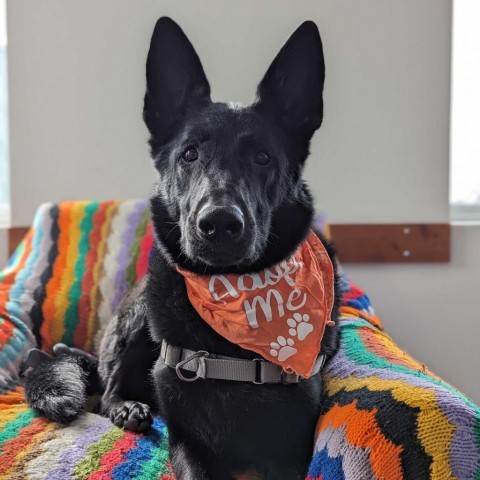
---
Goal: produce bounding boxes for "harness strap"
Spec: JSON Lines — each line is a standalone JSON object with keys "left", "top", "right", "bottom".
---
{"left": 160, "top": 339, "right": 326, "bottom": 384}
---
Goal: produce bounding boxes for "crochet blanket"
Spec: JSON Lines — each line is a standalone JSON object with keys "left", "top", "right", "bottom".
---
{"left": 0, "top": 200, "right": 479, "bottom": 479}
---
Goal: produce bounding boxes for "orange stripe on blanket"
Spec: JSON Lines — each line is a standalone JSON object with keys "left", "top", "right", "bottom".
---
{"left": 358, "top": 328, "right": 440, "bottom": 379}
{"left": 87, "top": 431, "right": 138, "bottom": 480}
{"left": 0, "top": 321, "right": 16, "bottom": 351}
{"left": 339, "top": 306, "right": 383, "bottom": 329}
{"left": 54, "top": 203, "right": 85, "bottom": 345}
{"left": 0, "top": 387, "right": 25, "bottom": 406}
{"left": 316, "top": 402, "right": 404, "bottom": 480}
{"left": 41, "top": 204, "right": 73, "bottom": 352}
{"left": 0, "top": 417, "right": 51, "bottom": 474}
{"left": 0, "top": 230, "right": 34, "bottom": 335}
{"left": 358, "top": 328, "right": 423, "bottom": 371}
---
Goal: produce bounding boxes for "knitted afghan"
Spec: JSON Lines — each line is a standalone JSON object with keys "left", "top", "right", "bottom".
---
{"left": 0, "top": 200, "right": 478, "bottom": 479}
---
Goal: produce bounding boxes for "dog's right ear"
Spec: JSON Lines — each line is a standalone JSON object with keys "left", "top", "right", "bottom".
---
{"left": 143, "top": 17, "right": 211, "bottom": 143}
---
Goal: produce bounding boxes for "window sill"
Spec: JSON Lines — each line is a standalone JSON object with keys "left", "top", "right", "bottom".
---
{"left": 450, "top": 204, "right": 480, "bottom": 224}
{"left": 451, "top": 220, "right": 480, "bottom": 227}
{"left": 0, "top": 204, "right": 10, "bottom": 228}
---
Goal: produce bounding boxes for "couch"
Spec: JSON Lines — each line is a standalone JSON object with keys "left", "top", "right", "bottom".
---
{"left": 0, "top": 200, "right": 479, "bottom": 479}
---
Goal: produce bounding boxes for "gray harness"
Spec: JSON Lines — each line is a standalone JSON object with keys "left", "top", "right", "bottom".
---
{"left": 160, "top": 339, "right": 326, "bottom": 384}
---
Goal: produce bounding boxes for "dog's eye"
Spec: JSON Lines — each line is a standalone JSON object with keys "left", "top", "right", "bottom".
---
{"left": 255, "top": 151, "right": 270, "bottom": 165}
{"left": 183, "top": 147, "right": 199, "bottom": 162}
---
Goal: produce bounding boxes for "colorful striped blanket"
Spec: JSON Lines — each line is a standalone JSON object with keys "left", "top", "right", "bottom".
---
{"left": 0, "top": 200, "right": 479, "bottom": 479}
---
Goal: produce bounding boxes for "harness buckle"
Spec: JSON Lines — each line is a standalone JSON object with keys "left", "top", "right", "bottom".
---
{"left": 175, "top": 350, "right": 209, "bottom": 382}
{"left": 281, "top": 370, "right": 300, "bottom": 384}
{"left": 252, "top": 358, "right": 265, "bottom": 385}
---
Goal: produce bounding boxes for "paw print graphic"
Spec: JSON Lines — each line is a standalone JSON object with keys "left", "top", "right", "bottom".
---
{"left": 270, "top": 336, "right": 297, "bottom": 362}
{"left": 287, "top": 313, "right": 314, "bottom": 341}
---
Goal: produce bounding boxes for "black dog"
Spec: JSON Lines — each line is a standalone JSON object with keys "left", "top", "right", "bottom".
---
{"left": 24, "top": 18, "right": 340, "bottom": 480}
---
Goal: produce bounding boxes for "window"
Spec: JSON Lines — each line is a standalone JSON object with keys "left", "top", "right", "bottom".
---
{"left": 450, "top": 0, "right": 480, "bottom": 222}
{"left": 0, "top": 0, "right": 9, "bottom": 226}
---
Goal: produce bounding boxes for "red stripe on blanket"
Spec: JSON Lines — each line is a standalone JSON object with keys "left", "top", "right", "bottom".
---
{"left": 0, "top": 386, "right": 24, "bottom": 405}
{"left": 87, "top": 430, "right": 138, "bottom": 480}
{"left": 159, "top": 469, "right": 176, "bottom": 480}
{"left": 136, "top": 222, "right": 153, "bottom": 282}
{"left": 0, "top": 417, "right": 50, "bottom": 474}
{"left": 0, "top": 230, "right": 34, "bottom": 343}
{"left": 75, "top": 202, "right": 113, "bottom": 349}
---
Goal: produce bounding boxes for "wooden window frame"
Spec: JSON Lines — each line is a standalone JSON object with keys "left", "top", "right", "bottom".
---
{"left": 7, "top": 223, "right": 450, "bottom": 263}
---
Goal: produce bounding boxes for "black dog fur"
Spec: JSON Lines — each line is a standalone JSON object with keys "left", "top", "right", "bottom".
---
{"left": 24, "top": 18, "right": 340, "bottom": 479}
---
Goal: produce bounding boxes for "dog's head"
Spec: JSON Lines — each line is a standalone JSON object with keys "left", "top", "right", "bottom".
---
{"left": 144, "top": 18, "right": 325, "bottom": 274}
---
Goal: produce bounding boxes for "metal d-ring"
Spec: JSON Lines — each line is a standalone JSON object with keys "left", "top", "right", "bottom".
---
{"left": 175, "top": 350, "right": 209, "bottom": 382}
{"left": 252, "top": 358, "right": 265, "bottom": 385}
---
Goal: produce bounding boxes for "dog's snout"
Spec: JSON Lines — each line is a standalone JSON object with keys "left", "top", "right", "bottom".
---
{"left": 197, "top": 206, "right": 244, "bottom": 242}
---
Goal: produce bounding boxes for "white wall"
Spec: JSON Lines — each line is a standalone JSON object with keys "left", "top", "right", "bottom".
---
{"left": 3, "top": 0, "right": 479, "bottom": 403}
{"left": 0, "top": 228, "right": 6, "bottom": 266}
{"left": 6, "top": 0, "right": 451, "bottom": 225}
{"left": 348, "top": 226, "right": 480, "bottom": 403}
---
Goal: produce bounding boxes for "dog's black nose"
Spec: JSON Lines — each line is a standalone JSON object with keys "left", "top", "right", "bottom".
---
{"left": 197, "top": 207, "right": 244, "bottom": 242}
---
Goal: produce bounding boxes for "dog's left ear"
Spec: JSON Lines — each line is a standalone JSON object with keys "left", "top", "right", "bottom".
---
{"left": 256, "top": 21, "right": 325, "bottom": 139}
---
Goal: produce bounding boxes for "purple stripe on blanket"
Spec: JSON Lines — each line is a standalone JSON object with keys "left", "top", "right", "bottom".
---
{"left": 436, "top": 389, "right": 480, "bottom": 480}
{"left": 47, "top": 416, "right": 111, "bottom": 480}
{"left": 327, "top": 346, "right": 480, "bottom": 477}
{"left": 111, "top": 201, "right": 148, "bottom": 312}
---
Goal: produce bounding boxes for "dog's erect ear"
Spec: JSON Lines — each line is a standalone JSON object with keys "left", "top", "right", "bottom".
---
{"left": 144, "top": 17, "right": 211, "bottom": 142}
{"left": 256, "top": 21, "right": 325, "bottom": 137}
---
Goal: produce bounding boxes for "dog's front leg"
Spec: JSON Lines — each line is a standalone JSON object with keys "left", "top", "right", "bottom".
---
{"left": 264, "top": 463, "right": 307, "bottom": 480}
{"left": 170, "top": 441, "right": 211, "bottom": 480}
{"left": 100, "top": 363, "right": 153, "bottom": 433}
{"left": 169, "top": 435, "right": 235, "bottom": 480}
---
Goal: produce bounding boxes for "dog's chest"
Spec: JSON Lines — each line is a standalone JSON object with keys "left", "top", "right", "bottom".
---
{"left": 154, "top": 362, "right": 323, "bottom": 453}
{"left": 147, "top": 265, "right": 259, "bottom": 358}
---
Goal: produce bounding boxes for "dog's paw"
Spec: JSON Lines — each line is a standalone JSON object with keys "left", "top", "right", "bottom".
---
{"left": 53, "top": 343, "right": 98, "bottom": 370}
{"left": 24, "top": 355, "right": 87, "bottom": 423}
{"left": 109, "top": 401, "right": 153, "bottom": 433}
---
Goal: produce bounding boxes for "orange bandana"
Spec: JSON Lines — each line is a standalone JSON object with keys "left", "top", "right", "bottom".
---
{"left": 178, "top": 231, "right": 335, "bottom": 377}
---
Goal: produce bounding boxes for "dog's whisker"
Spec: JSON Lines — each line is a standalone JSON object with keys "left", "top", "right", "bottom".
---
{"left": 165, "top": 224, "right": 179, "bottom": 240}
